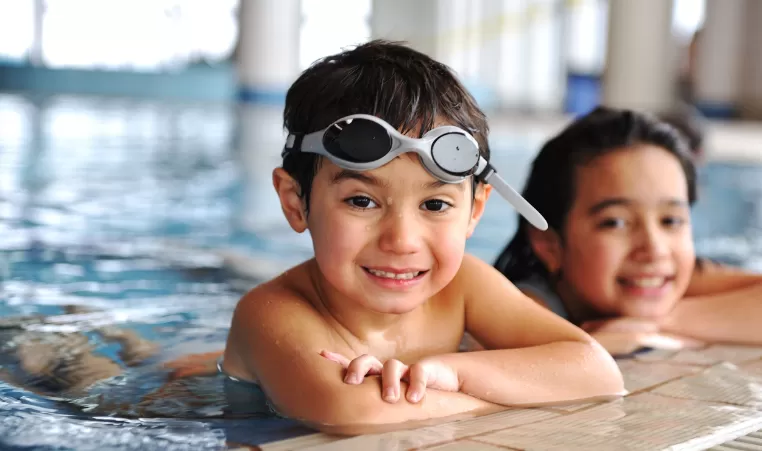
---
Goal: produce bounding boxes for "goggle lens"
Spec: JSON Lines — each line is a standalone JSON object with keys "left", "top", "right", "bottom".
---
{"left": 322, "top": 118, "right": 391, "bottom": 163}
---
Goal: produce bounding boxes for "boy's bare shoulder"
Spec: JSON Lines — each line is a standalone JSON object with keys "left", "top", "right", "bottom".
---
{"left": 455, "top": 253, "right": 509, "bottom": 284}
{"left": 454, "top": 253, "right": 525, "bottom": 298}
{"left": 224, "top": 260, "right": 339, "bottom": 381}
{"left": 233, "top": 261, "right": 321, "bottom": 322}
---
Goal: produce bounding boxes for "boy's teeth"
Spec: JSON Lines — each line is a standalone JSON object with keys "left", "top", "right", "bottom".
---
{"left": 628, "top": 277, "right": 665, "bottom": 288}
{"left": 368, "top": 269, "right": 421, "bottom": 280}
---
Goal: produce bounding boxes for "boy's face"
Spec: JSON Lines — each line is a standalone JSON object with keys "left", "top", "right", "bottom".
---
{"left": 275, "top": 143, "right": 491, "bottom": 314}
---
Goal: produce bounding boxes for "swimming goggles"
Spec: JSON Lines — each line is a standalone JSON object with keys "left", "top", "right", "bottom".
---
{"left": 282, "top": 114, "right": 548, "bottom": 230}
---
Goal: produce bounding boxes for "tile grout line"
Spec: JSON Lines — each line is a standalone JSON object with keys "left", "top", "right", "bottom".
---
{"left": 413, "top": 409, "right": 565, "bottom": 450}
{"left": 467, "top": 437, "right": 524, "bottom": 450}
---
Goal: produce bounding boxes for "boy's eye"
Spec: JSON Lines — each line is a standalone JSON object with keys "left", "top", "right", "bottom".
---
{"left": 598, "top": 217, "right": 627, "bottom": 229}
{"left": 421, "top": 199, "right": 452, "bottom": 212}
{"left": 346, "top": 196, "right": 377, "bottom": 209}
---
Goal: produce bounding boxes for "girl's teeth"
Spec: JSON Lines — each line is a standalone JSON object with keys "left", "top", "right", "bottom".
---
{"left": 368, "top": 269, "right": 421, "bottom": 280}
{"left": 628, "top": 277, "right": 665, "bottom": 288}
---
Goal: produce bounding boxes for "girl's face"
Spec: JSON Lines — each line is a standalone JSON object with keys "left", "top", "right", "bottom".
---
{"left": 550, "top": 145, "right": 696, "bottom": 319}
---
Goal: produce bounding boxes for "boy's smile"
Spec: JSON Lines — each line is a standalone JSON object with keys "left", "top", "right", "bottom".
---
{"left": 362, "top": 266, "right": 429, "bottom": 289}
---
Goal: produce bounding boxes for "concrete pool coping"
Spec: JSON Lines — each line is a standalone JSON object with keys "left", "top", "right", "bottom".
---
{"left": 251, "top": 344, "right": 762, "bottom": 450}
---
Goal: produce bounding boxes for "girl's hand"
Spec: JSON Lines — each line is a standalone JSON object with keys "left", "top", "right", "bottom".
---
{"left": 320, "top": 350, "right": 460, "bottom": 403}
{"left": 581, "top": 317, "right": 661, "bottom": 334}
{"left": 581, "top": 318, "right": 705, "bottom": 356}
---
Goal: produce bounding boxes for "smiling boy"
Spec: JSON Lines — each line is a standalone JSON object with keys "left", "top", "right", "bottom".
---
{"left": 217, "top": 40, "right": 624, "bottom": 434}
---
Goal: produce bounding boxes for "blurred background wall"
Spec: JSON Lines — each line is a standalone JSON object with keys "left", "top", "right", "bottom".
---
{"left": 1, "top": 0, "right": 758, "bottom": 120}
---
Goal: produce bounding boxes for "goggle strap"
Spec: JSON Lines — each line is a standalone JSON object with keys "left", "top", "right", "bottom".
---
{"left": 282, "top": 133, "right": 305, "bottom": 158}
{"left": 474, "top": 158, "right": 493, "bottom": 182}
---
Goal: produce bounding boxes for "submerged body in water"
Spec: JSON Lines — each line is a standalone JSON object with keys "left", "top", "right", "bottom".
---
{"left": 0, "top": 305, "right": 158, "bottom": 395}
{"left": 0, "top": 306, "right": 279, "bottom": 420}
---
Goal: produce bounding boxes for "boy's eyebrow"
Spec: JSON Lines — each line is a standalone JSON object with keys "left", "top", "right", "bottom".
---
{"left": 330, "top": 170, "right": 390, "bottom": 188}
{"left": 588, "top": 197, "right": 689, "bottom": 215}
{"left": 421, "top": 179, "right": 464, "bottom": 191}
{"left": 330, "top": 169, "right": 464, "bottom": 191}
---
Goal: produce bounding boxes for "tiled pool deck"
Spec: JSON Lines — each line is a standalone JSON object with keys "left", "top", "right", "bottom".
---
{"left": 251, "top": 345, "right": 762, "bottom": 450}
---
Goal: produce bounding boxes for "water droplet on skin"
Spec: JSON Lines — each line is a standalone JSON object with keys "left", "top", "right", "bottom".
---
{"left": 387, "top": 197, "right": 393, "bottom": 205}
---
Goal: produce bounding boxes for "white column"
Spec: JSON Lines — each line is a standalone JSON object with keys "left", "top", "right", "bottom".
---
{"left": 236, "top": 0, "right": 301, "bottom": 102}
{"left": 371, "top": 0, "right": 494, "bottom": 105}
{"left": 601, "top": 0, "right": 677, "bottom": 113}
{"left": 370, "top": 0, "right": 440, "bottom": 57}
{"left": 525, "top": 0, "right": 564, "bottom": 111}
{"left": 495, "top": 0, "right": 530, "bottom": 109}
{"left": 565, "top": 0, "right": 607, "bottom": 76}
{"left": 693, "top": 0, "right": 746, "bottom": 118}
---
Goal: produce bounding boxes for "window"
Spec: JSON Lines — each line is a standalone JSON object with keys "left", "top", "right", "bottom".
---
{"left": 299, "top": 0, "right": 372, "bottom": 70}
{"left": 0, "top": 0, "right": 239, "bottom": 71}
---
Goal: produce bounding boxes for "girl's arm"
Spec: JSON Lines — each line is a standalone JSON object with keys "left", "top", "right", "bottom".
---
{"left": 661, "top": 261, "right": 762, "bottom": 344}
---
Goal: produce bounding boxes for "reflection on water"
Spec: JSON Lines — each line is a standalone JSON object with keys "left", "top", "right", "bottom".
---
{"left": 1, "top": 93, "right": 762, "bottom": 449}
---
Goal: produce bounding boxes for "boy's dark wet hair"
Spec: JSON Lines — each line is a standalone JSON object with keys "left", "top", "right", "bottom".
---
{"left": 494, "top": 106, "right": 698, "bottom": 282}
{"left": 281, "top": 39, "right": 490, "bottom": 212}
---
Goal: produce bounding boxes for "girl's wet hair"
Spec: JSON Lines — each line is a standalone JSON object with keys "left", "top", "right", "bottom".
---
{"left": 494, "top": 106, "right": 698, "bottom": 282}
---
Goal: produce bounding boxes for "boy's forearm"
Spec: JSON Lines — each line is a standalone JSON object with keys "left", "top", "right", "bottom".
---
{"left": 310, "top": 395, "right": 502, "bottom": 436}
{"left": 439, "top": 341, "right": 625, "bottom": 406}
{"left": 663, "top": 286, "right": 762, "bottom": 344}
{"left": 355, "top": 377, "right": 500, "bottom": 421}
{"left": 295, "top": 377, "right": 502, "bottom": 435}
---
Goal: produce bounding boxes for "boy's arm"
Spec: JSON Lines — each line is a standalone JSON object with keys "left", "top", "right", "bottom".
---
{"left": 445, "top": 255, "right": 625, "bottom": 406}
{"left": 662, "top": 264, "right": 762, "bottom": 344}
{"left": 230, "top": 288, "right": 501, "bottom": 434}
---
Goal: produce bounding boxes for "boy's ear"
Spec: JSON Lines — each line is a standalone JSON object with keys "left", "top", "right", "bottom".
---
{"left": 527, "top": 226, "right": 563, "bottom": 274}
{"left": 272, "top": 168, "right": 308, "bottom": 233}
{"left": 466, "top": 183, "right": 492, "bottom": 238}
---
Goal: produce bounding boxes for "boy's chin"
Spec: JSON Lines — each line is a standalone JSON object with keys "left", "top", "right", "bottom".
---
{"left": 362, "top": 296, "right": 430, "bottom": 315}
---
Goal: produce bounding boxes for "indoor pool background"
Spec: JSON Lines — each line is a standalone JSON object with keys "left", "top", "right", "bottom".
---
{"left": 1, "top": 93, "right": 761, "bottom": 450}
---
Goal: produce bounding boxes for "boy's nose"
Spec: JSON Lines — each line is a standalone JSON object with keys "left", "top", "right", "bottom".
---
{"left": 378, "top": 212, "right": 423, "bottom": 255}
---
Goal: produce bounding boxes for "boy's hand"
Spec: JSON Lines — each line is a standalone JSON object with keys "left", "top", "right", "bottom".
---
{"left": 581, "top": 318, "right": 705, "bottom": 356}
{"left": 320, "top": 350, "right": 460, "bottom": 403}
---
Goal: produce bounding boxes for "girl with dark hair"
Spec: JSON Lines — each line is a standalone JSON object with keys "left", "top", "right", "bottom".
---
{"left": 495, "top": 106, "right": 762, "bottom": 356}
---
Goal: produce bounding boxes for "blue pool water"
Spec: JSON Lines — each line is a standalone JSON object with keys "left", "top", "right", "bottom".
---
{"left": 1, "top": 94, "right": 761, "bottom": 450}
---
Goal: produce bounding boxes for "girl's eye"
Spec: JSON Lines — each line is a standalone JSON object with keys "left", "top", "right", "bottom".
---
{"left": 421, "top": 199, "right": 452, "bottom": 212}
{"left": 598, "top": 217, "right": 627, "bottom": 229}
{"left": 345, "top": 196, "right": 377, "bottom": 209}
{"left": 662, "top": 216, "right": 686, "bottom": 228}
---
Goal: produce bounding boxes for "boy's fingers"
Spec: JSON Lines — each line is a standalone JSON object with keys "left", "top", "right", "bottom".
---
{"left": 406, "top": 363, "right": 428, "bottom": 403}
{"left": 380, "top": 359, "right": 407, "bottom": 403}
{"left": 319, "top": 350, "right": 351, "bottom": 367}
{"left": 344, "top": 354, "right": 383, "bottom": 384}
